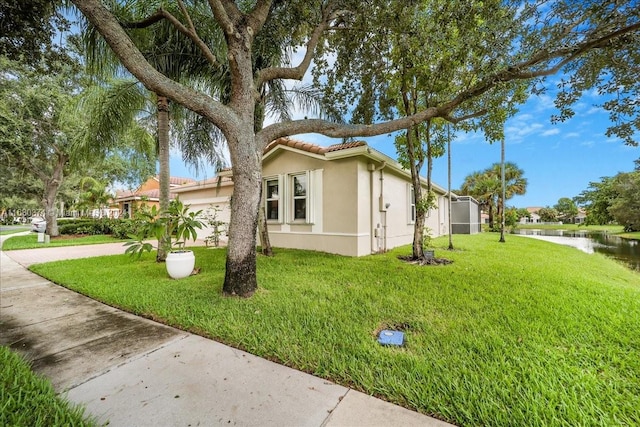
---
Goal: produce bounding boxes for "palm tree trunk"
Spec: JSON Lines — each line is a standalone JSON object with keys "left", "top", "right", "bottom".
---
{"left": 157, "top": 95, "right": 171, "bottom": 261}
{"left": 447, "top": 125, "right": 454, "bottom": 250}
{"left": 499, "top": 138, "right": 506, "bottom": 243}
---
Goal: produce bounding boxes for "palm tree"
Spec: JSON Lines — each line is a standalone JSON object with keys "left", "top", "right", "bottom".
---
{"left": 77, "top": 176, "right": 113, "bottom": 217}
{"left": 80, "top": 2, "right": 227, "bottom": 260}
{"left": 461, "top": 162, "right": 526, "bottom": 232}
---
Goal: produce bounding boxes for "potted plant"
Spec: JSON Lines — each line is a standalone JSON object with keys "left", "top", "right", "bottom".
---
{"left": 125, "top": 199, "right": 203, "bottom": 279}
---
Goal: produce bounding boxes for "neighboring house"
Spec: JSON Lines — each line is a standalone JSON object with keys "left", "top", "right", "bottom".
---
{"left": 114, "top": 175, "right": 196, "bottom": 218}
{"left": 519, "top": 207, "right": 543, "bottom": 224}
{"left": 573, "top": 209, "right": 587, "bottom": 224}
{"left": 481, "top": 211, "right": 490, "bottom": 225}
{"left": 179, "top": 137, "right": 463, "bottom": 257}
{"left": 173, "top": 175, "right": 234, "bottom": 243}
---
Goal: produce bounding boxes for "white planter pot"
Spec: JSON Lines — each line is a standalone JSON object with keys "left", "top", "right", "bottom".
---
{"left": 166, "top": 250, "right": 195, "bottom": 279}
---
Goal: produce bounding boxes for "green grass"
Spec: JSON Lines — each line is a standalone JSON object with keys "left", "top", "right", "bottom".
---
{"left": 2, "top": 234, "right": 121, "bottom": 250}
{"left": 30, "top": 234, "right": 640, "bottom": 426}
{"left": 0, "top": 346, "right": 96, "bottom": 427}
{"left": 516, "top": 223, "right": 624, "bottom": 233}
{"left": 619, "top": 231, "right": 640, "bottom": 239}
{"left": 0, "top": 226, "right": 30, "bottom": 235}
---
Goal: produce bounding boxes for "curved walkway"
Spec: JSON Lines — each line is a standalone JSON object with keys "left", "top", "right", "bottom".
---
{"left": 0, "top": 235, "right": 452, "bottom": 427}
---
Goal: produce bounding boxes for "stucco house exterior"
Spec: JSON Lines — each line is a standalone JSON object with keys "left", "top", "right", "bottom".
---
{"left": 519, "top": 207, "right": 543, "bottom": 224}
{"left": 114, "top": 175, "right": 196, "bottom": 218}
{"left": 178, "top": 137, "right": 453, "bottom": 256}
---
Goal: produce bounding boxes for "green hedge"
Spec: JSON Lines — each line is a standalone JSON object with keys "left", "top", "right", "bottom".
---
{"left": 56, "top": 218, "right": 146, "bottom": 239}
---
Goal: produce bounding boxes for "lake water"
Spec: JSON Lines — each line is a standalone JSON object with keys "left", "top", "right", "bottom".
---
{"left": 513, "top": 229, "right": 640, "bottom": 272}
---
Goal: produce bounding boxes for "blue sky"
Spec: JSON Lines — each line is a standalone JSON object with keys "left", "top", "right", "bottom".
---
{"left": 170, "top": 78, "right": 639, "bottom": 209}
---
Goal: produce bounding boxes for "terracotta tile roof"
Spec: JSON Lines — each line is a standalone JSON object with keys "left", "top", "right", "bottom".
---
{"left": 115, "top": 189, "right": 178, "bottom": 201}
{"left": 263, "top": 137, "right": 367, "bottom": 155}
{"left": 147, "top": 175, "right": 197, "bottom": 186}
{"left": 326, "top": 140, "right": 367, "bottom": 152}
{"left": 168, "top": 176, "right": 197, "bottom": 186}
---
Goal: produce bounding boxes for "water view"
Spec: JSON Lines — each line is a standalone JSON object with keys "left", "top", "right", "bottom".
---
{"left": 513, "top": 229, "right": 640, "bottom": 271}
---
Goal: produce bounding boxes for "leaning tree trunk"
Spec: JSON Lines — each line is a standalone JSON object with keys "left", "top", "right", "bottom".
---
{"left": 156, "top": 95, "right": 171, "bottom": 262}
{"left": 42, "top": 153, "right": 67, "bottom": 237}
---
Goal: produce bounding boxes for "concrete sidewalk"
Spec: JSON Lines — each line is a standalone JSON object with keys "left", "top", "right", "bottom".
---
{"left": 0, "top": 239, "right": 453, "bottom": 426}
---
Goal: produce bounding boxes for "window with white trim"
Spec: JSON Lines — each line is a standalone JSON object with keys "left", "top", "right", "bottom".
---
{"left": 408, "top": 184, "right": 416, "bottom": 224}
{"left": 292, "top": 173, "right": 307, "bottom": 221}
{"left": 265, "top": 178, "right": 280, "bottom": 221}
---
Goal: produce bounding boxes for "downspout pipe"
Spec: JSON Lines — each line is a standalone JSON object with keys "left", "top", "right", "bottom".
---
{"left": 368, "top": 161, "right": 386, "bottom": 253}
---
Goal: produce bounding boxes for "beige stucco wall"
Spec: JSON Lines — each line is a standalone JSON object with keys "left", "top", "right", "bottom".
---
{"left": 174, "top": 145, "right": 450, "bottom": 256}
{"left": 262, "top": 149, "right": 364, "bottom": 256}
{"left": 366, "top": 163, "right": 448, "bottom": 254}
{"left": 174, "top": 182, "right": 233, "bottom": 242}
{"left": 262, "top": 148, "right": 448, "bottom": 256}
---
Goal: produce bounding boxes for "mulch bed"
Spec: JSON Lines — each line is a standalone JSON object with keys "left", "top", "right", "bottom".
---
{"left": 397, "top": 254, "right": 453, "bottom": 266}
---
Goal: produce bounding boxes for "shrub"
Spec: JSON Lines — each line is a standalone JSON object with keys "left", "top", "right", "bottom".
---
{"left": 110, "top": 219, "right": 149, "bottom": 240}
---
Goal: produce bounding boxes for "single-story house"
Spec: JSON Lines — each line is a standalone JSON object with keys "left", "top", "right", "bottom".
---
{"left": 114, "top": 175, "right": 196, "bottom": 218}
{"left": 519, "top": 207, "right": 543, "bottom": 224}
{"left": 178, "top": 138, "right": 464, "bottom": 256}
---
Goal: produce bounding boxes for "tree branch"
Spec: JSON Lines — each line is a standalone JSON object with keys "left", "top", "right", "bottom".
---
{"left": 257, "top": 107, "right": 441, "bottom": 148}
{"left": 246, "top": 0, "right": 273, "bottom": 37}
{"left": 446, "top": 109, "right": 488, "bottom": 124}
{"left": 71, "top": 0, "right": 237, "bottom": 132}
{"left": 175, "top": 0, "right": 220, "bottom": 67}
{"left": 255, "top": 3, "right": 339, "bottom": 87}
{"left": 208, "top": 0, "right": 238, "bottom": 37}
{"left": 444, "top": 21, "right": 640, "bottom": 113}
{"left": 121, "top": 6, "right": 220, "bottom": 68}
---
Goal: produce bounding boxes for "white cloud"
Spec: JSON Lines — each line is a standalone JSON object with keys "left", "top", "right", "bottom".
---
{"left": 541, "top": 128, "right": 560, "bottom": 136}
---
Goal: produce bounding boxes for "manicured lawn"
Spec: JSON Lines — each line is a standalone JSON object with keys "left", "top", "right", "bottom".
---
{"left": 0, "top": 346, "right": 96, "bottom": 427}
{"left": 2, "top": 234, "right": 121, "bottom": 250}
{"left": 516, "top": 223, "right": 624, "bottom": 233}
{"left": 30, "top": 234, "right": 640, "bottom": 426}
{"left": 0, "top": 226, "right": 30, "bottom": 235}
{"left": 619, "top": 231, "right": 640, "bottom": 239}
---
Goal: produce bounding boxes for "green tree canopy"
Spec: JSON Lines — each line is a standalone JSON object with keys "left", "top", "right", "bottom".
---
{"left": 554, "top": 197, "right": 579, "bottom": 223}
{"left": 71, "top": 0, "right": 640, "bottom": 296}
{"left": 574, "top": 177, "right": 617, "bottom": 225}
{"left": 460, "top": 162, "right": 527, "bottom": 230}
{"left": 538, "top": 207, "right": 559, "bottom": 223}
{"left": 609, "top": 171, "right": 640, "bottom": 232}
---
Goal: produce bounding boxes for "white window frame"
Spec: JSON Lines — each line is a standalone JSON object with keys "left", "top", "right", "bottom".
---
{"left": 408, "top": 184, "right": 416, "bottom": 224}
{"left": 290, "top": 172, "right": 309, "bottom": 223}
{"left": 264, "top": 176, "right": 282, "bottom": 223}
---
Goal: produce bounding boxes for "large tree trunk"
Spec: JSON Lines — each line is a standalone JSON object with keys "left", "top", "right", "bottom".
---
{"left": 223, "top": 132, "right": 261, "bottom": 297}
{"left": 223, "top": 37, "right": 261, "bottom": 297}
{"left": 157, "top": 95, "right": 170, "bottom": 262}
{"left": 42, "top": 153, "right": 67, "bottom": 237}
